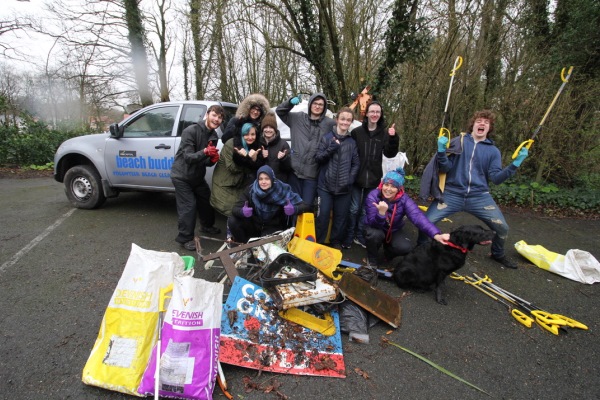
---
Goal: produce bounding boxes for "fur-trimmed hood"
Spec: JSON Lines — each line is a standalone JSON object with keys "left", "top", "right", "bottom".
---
{"left": 236, "top": 93, "right": 270, "bottom": 119}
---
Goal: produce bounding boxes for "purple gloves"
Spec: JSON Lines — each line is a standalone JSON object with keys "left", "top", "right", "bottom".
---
{"left": 242, "top": 201, "right": 253, "bottom": 217}
{"left": 283, "top": 199, "right": 295, "bottom": 216}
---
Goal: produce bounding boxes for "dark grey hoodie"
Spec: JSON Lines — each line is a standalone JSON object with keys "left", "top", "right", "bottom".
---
{"left": 275, "top": 93, "right": 335, "bottom": 180}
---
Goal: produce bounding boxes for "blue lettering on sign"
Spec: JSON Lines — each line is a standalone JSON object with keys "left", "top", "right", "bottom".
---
{"left": 115, "top": 155, "right": 146, "bottom": 169}
{"left": 148, "top": 156, "right": 174, "bottom": 170}
{"left": 115, "top": 155, "right": 174, "bottom": 171}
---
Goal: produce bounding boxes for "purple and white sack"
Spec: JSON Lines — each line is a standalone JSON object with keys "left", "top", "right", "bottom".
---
{"left": 138, "top": 275, "right": 223, "bottom": 399}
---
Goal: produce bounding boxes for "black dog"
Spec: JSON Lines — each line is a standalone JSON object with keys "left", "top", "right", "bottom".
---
{"left": 392, "top": 225, "right": 495, "bottom": 305}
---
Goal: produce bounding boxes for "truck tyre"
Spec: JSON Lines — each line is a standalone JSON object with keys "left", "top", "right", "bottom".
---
{"left": 64, "top": 165, "right": 107, "bottom": 209}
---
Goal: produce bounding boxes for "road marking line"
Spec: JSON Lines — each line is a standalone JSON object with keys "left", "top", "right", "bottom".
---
{"left": 0, "top": 208, "right": 76, "bottom": 273}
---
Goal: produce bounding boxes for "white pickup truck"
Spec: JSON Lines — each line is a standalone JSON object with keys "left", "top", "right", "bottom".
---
{"left": 53, "top": 100, "right": 237, "bottom": 209}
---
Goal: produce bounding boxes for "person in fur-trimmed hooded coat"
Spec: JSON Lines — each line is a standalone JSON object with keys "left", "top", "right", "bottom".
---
{"left": 221, "top": 93, "right": 270, "bottom": 144}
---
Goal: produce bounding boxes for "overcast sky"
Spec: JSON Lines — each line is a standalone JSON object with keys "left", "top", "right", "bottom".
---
{"left": 2, "top": 0, "right": 55, "bottom": 70}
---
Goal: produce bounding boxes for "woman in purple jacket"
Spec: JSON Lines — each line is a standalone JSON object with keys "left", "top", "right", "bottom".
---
{"left": 364, "top": 167, "right": 449, "bottom": 266}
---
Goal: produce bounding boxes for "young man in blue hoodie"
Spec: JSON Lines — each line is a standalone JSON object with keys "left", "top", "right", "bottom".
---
{"left": 419, "top": 110, "right": 529, "bottom": 269}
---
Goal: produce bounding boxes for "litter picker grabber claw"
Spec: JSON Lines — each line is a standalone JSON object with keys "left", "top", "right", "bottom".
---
{"left": 512, "top": 66, "right": 574, "bottom": 159}
{"left": 438, "top": 56, "right": 463, "bottom": 147}
{"left": 154, "top": 283, "right": 173, "bottom": 399}
{"left": 473, "top": 273, "right": 588, "bottom": 332}
{"left": 450, "top": 273, "right": 534, "bottom": 328}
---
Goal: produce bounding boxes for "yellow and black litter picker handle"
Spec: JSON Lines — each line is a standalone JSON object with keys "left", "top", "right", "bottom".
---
{"left": 438, "top": 56, "right": 463, "bottom": 147}
{"left": 451, "top": 272, "right": 533, "bottom": 328}
{"left": 512, "top": 66, "right": 574, "bottom": 159}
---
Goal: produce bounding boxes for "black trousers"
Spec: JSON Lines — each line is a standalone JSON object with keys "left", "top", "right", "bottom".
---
{"left": 364, "top": 226, "right": 413, "bottom": 261}
{"left": 227, "top": 215, "right": 281, "bottom": 243}
{"left": 172, "top": 178, "right": 215, "bottom": 243}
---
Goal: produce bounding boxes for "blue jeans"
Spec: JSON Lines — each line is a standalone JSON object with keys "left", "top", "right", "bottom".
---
{"left": 418, "top": 191, "right": 509, "bottom": 258}
{"left": 316, "top": 189, "right": 352, "bottom": 244}
{"left": 344, "top": 185, "right": 373, "bottom": 245}
{"left": 288, "top": 173, "right": 318, "bottom": 207}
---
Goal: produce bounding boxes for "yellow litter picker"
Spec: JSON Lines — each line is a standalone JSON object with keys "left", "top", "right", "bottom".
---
{"left": 512, "top": 66, "right": 574, "bottom": 159}
{"left": 438, "top": 56, "right": 463, "bottom": 147}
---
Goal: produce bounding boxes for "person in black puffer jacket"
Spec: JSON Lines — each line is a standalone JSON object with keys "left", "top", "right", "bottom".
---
{"left": 315, "top": 107, "right": 360, "bottom": 246}
{"left": 344, "top": 101, "right": 399, "bottom": 249}
{"left": 259, "top": 111, "right": 292, "bottom": 183}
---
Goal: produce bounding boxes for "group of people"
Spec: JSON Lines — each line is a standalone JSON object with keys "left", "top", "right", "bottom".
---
{"left": 170, "top": 92, "right": 529, "bottom": 269}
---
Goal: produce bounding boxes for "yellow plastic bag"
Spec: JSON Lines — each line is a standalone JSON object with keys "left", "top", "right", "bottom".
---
{"left": 514, "top": 240, "right": 562, "bottom": 271}
{"left": 82, "top": 244, "right": 186, "bottom": 396}
{"left": 515, "top": 240, "right": 600, "bottom": 284}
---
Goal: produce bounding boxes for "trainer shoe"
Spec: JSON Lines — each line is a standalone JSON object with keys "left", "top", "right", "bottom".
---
{"left": 353, "top": 237, "right": 367, "bottom": 249}
{"left": 182, "top": 240, "right": 196, "bottom": 251}
{"left": 367, "top": 257, "right": 378, "bottom": 268}
{"left": 491, "top": 255, "right": 518, "bottom": 269}
{"left": 341, "top": 243, "right": 352, "bottom": 249}
{"left": 201, "top": 226, "right": 221, "bottom": 235}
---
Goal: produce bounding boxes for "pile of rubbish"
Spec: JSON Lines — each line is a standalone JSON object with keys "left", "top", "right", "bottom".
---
{"left": 81, "top": 224, "right": 402, "bottom": 399}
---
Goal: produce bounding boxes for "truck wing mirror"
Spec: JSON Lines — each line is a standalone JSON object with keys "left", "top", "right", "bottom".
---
{"left": 109, "top": 123, "right": 124, "bottom": 138}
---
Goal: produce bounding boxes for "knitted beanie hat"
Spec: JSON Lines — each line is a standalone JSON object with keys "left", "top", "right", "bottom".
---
{"left": 261, "top": 112, "right": 278, "bottom": 131}
{"left": 382, "top": 167, "right": 406, "bottom": 189}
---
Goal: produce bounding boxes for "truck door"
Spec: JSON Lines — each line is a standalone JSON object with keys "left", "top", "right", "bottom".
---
{"left": 105, "top": 105, "right": 180, "bottom": 190}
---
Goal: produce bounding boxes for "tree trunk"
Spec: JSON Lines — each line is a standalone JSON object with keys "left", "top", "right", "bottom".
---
{"left": 124, "top": 0, "right": 153, "bottom": 106}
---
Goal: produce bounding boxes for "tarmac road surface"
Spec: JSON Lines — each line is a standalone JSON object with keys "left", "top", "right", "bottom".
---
{"left": 1, "top": 177, "right": 599, "bottom": 399}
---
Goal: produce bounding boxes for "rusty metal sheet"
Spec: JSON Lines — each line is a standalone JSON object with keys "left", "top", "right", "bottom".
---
{"left": 337, "top": 272, "right": 402, "bottom": 328}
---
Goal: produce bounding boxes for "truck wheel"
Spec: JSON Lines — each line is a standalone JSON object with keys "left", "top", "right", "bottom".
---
{"left": 64, "top": 165, "right": 107, "bottom": 209}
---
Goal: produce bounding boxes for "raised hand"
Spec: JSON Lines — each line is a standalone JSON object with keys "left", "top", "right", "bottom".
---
{"left": 235, "top": 147, "right": 248, "bottom": 157}
{"left": 261, "top": 146, "right": 268, "bottom": 159}
{"left": 242, "top": 201, "right": 253, "bottom": 217}
{"left": 388, "top": 123, "right": 396, "bottom": 136}
{"left": 283, "top": 198, "right": 295, "bottom": 216}
{"left": 513, "top": 147, "right": 529, "bottom": 167}
{"left": 248, "top": 149, "right": 259, "bottom": 161}
{"left": 290, "top": 94, "right": 302, "bottom": 105}
{"left": 437, "top": 136, "right": 449, "bottom": 152}
{"left": 374, "top": 201, "right": 389, "bottom": 216}
{"left": 277, "top": 149, "right": 287, "bottom": 159}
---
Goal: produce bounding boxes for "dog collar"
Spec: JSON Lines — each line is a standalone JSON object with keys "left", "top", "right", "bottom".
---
{"left": 445, "top": 241, "right": 468, "bottom": 253}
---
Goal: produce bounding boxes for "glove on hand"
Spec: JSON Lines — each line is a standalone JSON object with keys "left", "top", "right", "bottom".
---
{"left": 437, "top": 136, "right": 449, "bottom": 152}
{"left": 204, "top": 143, "right": 218, "bottom": 157}
{"left": 513, "top": 147, "right": 529, "bottom": 167}
{"left": 283, "top": 199, "right": 295, "bottom": 216}
{"left": 242, "top": 201, "right": 253, "bottom": 217}
{"left": 290, "top": 95, "right": 302, "bottom": 105}
{"left": 209, "top": 153, "right": 220, "bottom": 163}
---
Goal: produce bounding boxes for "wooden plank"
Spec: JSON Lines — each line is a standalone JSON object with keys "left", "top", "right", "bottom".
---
{"left": 337, "top": 272, "right": 402, "bottom": 328}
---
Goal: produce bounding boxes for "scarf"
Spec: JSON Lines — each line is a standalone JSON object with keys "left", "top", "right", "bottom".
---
{"left": 251, "top": 180, "right": 303, "bottom": 221}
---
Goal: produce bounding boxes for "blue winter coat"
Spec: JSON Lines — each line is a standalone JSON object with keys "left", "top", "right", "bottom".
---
{"left": 440, "top": 133, "right": 517, "bottom": 196}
